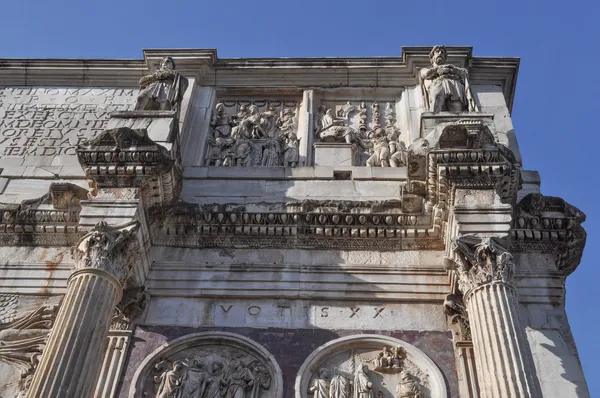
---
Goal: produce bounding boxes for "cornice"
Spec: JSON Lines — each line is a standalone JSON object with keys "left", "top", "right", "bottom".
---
{"left": 0, "top": 46, "right": 519, "bottom": 111}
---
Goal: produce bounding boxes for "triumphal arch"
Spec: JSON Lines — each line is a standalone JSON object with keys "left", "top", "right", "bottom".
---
{"left": 0, "top": 46, "right": 589, "bottom": 397}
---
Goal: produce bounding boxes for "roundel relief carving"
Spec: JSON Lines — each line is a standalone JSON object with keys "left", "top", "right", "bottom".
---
{"left": 130, "top": 332, "right": 283, "bottom": 398}
{"left": 295, "top": 335, "right": 447, "bottom": 398}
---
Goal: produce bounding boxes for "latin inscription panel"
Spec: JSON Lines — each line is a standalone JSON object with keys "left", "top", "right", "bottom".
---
{"left": 144, "top": 298, "right": 446, "bottom": 331}
{"left": 0, "top": 87, "right": 137, "bottom": 164}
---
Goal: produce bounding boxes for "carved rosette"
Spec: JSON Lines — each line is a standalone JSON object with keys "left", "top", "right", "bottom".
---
{"left": 452, "top": 237, "right": 515, "bottom": 298}
{"left": 71, "top": 220, "right": 140, "bottom": 286}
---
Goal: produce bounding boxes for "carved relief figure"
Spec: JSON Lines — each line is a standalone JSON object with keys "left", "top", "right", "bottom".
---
{"left": 155, "top": 361, "right": 184, "bottom": 398}
{"left": 136, "top": 56, "right": 189, "bottom": 111}
{"left": 309, "top": 368, "right": 331, "bottom": 398}
{"left": 366, "top": 128, "right": 391, "bottom": 167}
{"left": 205, "top": 102, "right": 300, "bottom": 167}
{"left": 316, "top": 108, "right": 363, "bottom": 146}
{"left": 330, "top": 372, "right": 351, "bottom": 398}
{"left": 353, "top": 364, "right": 373, "bottom": 398}
{"left": 389, "top": 141, "right": 407, "bottom": 167}
{"left": 395, "top": 370, "right": 422, "bottom": 398}
{"left": 0, "top": 303, "right": 58, "bottom": 397}
{"left": 203, "top": 361, "right": 229, "bottom": 398}
{"left": 224, "top": 359, "right": 254, "bottom": 398}
{"left": 419, "top": 46, "right": 477, "bottom": 113}
{"left": 180, "top": 360, "right": 208, "bottom": 398}
{"left": 248, "top": 361, "right": 271, "bottom": 398}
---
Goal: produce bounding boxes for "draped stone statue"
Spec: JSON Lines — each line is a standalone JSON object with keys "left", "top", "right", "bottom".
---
{"left": 136, "top": 56, "right": 189, "bottom": 111}
{"left": 155, "top": 361, "right": 184, "bottom": 398}
{"left": 329, "top": 373, "right": 351, "bottom": 398}
{"left": 352, "top": 364, "right": 373, "bottom": 398}
{"left": 309, "top": 368, "right": 331, "bottom": 398}
{"left": 420, "top": 46, "right": 477, "bottom": 113}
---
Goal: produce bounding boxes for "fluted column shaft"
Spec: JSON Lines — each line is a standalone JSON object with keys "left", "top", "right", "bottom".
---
{"left": 453, "top": 237, "right": 542, "bottom": 398}
{"left": 465, "top": 281, "right": 540, "bottom": 398}
{"left": 27, "top": 269, "right": 121, "bottom": 398}
{"left": 27, "top": 221, "right": 138, "bottom": 398}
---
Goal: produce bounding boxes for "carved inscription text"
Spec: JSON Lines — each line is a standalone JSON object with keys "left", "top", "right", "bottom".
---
{"left": 0, "top": 87, "right": 136, "bottom": 158}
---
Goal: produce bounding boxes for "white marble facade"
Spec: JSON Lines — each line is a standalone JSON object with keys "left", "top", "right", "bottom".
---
{"left": 0, "top": 47, "right": 589, "bottom": 397}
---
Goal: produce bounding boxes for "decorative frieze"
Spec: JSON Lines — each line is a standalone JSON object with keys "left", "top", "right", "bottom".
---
{"left": 151, "top": 201, "right": 442, "bottom": 250}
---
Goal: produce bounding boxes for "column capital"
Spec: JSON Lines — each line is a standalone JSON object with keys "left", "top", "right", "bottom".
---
{"left": 451, "top": 236, "right": 515, "bottom": 297}
{"left": 71, "top": 220, "right": 140, "bottom": 286}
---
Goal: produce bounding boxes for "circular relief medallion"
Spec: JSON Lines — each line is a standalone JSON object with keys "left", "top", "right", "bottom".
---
{"left": 295, "top": 335, "right": 447, "bottom": 398}
{"left": 130, "top": 332, "right": 283, "bottom": 398}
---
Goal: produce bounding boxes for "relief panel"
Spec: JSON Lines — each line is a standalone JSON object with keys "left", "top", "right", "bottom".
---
{"left": 131, "top": 332, "right": 283, "bottom": 398}
{"left": 296, "top": 335, "right": 447, "bottom": 398}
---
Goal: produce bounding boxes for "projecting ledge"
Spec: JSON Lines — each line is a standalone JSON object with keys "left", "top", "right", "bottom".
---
{"left": 182, "top": 166, "right": 407, "bottom": 181}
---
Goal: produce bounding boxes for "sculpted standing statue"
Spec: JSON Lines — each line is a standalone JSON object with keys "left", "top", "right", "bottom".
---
{"left": 353, "top": 364, "right": 373, "bottom": 398}
{"left": 224, "top": 360, "right": 254, "bottom": 398}
{"left": 136, "top": 56, "right": 189, "bottom": 111}
{"left": 419, "top": 46, "right": 477, "bottom": 113}
{"left": 330, "top": 372, "right": 351, "bottom": 398}
{"left": 248, "top": 361, "right": 271, "bottom": 398}
{"left": 309, "top": 368, "right": 331, "bottom": 398}
{"left": 155, "top": 361, "right": 184, "bottom": 398}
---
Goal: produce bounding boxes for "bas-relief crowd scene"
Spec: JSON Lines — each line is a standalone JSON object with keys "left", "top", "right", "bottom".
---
{"left": 203, "top": 45, "right": 475, "bottom": 168}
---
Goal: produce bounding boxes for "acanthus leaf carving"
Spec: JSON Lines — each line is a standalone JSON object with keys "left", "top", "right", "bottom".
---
{"left": 71, "top": 220, "right": 140, "bottom": 285}
{"left": 452, "top": 236, "right": 515, "bottom": 296}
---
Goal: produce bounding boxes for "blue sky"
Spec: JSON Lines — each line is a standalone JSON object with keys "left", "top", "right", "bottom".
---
{"left": 2, "top": 0, "right": 599, "bottom": 394}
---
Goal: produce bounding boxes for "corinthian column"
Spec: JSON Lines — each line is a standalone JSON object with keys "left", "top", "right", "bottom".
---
{"left": 453, "top": 237, "right": 541, "bottom": 398}
{"left": 27, "top": 221, "right": 139, "bottom": 398}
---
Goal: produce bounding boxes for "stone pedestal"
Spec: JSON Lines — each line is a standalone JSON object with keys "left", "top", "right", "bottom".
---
{"left": 27, "top": 221, "right": 139, "bottom": 398}
{"left": 313, "top": 142, "right": 356, "bottom": 167}
{"left": 454, "top": 237, "right": 542, "bottom": 398}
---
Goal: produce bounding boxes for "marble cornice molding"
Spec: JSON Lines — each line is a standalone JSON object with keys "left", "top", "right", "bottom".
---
{"left": 509, "top": 193, "right": 586, "bottom": 275}
{"left": 71, "top": 220, "right": 141, "bottom": 288}
{"left": 0, "top": 182, "right": 88, "bottom": 246}
{"left": 76, "top": 126, "right": 182, "bottom": 211}
{"left": 0, "top": 46, "right": 518, "bottom": 109}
